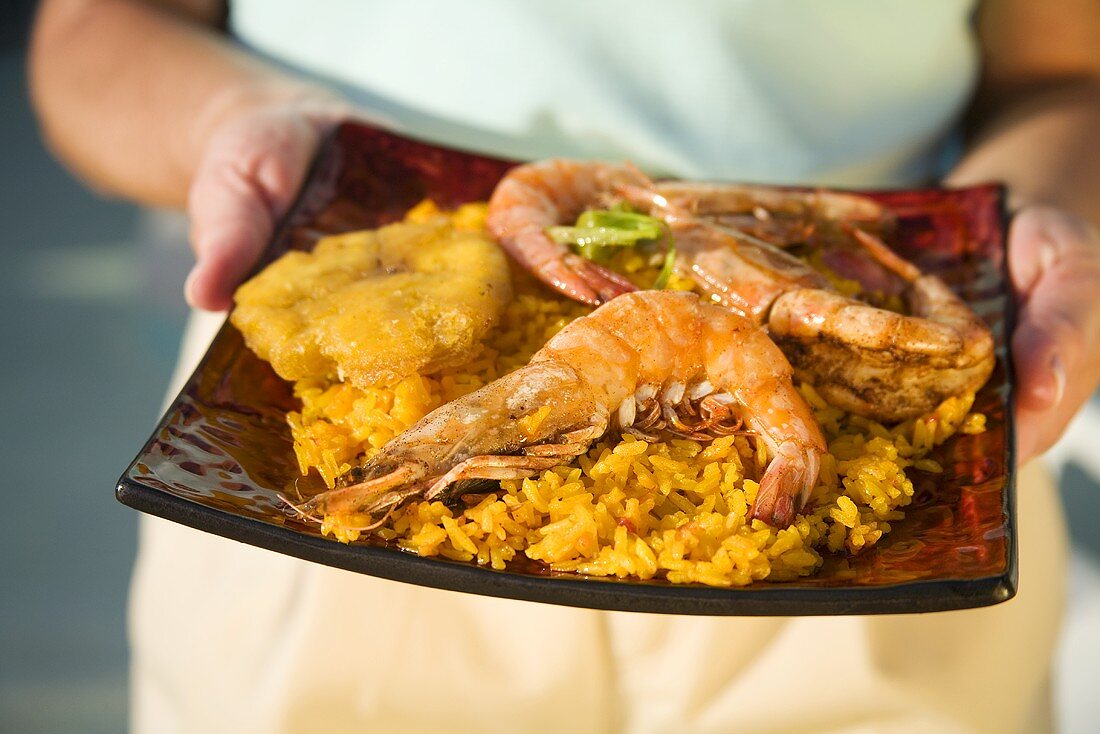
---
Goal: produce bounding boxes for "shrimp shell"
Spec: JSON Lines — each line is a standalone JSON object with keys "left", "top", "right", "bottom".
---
{"left": 292, "top": 291, "right": 826, "bottom": 529}
{"left": 486, "top": 159, "right": 641, "bottom": 305}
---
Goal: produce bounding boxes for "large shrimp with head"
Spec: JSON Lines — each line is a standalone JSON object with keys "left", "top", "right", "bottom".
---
{"left": 488, "top": 159, "right": 995, "bottom": 422}
{"left": 291, "top": 291, "right": 826, "bottom": 529}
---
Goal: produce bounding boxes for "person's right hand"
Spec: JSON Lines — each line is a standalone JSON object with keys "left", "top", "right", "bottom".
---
{"left": 1008, "top": 206, "right": 1100, "bottom": 463}
{"left": 185, "top": 96, "right": 351, "bottom": 311}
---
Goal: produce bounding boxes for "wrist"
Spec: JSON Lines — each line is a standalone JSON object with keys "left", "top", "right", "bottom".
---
{"left": 946, "top": 80, "right": 1100, "bottom": 225}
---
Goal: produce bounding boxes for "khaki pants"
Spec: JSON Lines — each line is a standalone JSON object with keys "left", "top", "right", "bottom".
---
{"left": 131, "top": 311, "right": 1066, "bottom": 734}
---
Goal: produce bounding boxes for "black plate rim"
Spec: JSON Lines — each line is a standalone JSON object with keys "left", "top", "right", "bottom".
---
{"left": 116, "top": 119, "right": 1017, "bottom": 617}
{"left": 117, "top": 471, "right": 1014, "bottom": 616}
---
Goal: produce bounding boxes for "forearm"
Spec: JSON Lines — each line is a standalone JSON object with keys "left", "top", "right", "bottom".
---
{"left": 948, "top": 81, "right": 1100, "bottom": 227}
{"left": 29, "top": 0, "right": 331, "bottom": 208}
{"left": 949, "top": 72, "right": 1100, "bottom": 460}
{"left": 949, "top": 0, "right": 1100, "bottom": 227}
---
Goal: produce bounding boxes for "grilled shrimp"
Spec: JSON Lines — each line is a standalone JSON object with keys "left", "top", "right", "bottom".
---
{"left": 487, "top": 159, "right": 994, "bottom": 422}
{"left": 291, "top": 291, "right": 826, "bottom": 529}
{"left": 486, "top": 159, "right": 642, "bottom": 305}
{"left": 632, "top": 193, "right": 994, "bottom": 420}
{"left": 767, "top": 238, "right": 995, "bottom": 421}
{"left": 653, "top": 181, "right": 896, "bottom": 248}
{"left": 653, "top": 181, "right": 906, "bottom": 296}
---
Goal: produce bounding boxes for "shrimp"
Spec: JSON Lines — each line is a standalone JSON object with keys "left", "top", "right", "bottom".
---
{"left": 653, "top": 181, "right": 896, "bottom": 248}
{"left": 637, "top": 196, "right": 994, "bottom": 420}
{"left": 289, "top": 291, "right": 826, "bottom": 529}
{"left": 767, "top": 242, "right": 995, "bottom": 421}
{"left": 653, "top": 181, "right": 907, "bottom": 297}
{"left": 486, "top": 159, "right": 643, "bottom": 305}
{"left": 488, "top": 159, "right": 995, "bottom": 422}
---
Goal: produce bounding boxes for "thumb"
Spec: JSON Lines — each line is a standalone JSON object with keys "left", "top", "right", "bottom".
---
{"left": 1010, "top": 206, "right": 1100, "bottom": 461}
{"left": 185, "top": 109, "right": 330, "bottom": 311}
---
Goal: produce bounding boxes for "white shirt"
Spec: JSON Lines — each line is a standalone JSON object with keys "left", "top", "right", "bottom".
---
{"left": 230, "top": 0, "right": 978, "bottom": 185}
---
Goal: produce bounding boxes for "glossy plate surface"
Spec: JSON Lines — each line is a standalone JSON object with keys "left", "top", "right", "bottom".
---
{"left": 117, "top": 121, "right": 1016, "bottom": 615}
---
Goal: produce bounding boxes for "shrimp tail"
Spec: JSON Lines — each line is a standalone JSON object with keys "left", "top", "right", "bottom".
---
{"left": 750, "top": 440, "right": 820, "bottom": 526}
{"left": 564, "top": 253, "right": 638, "bottom": 304}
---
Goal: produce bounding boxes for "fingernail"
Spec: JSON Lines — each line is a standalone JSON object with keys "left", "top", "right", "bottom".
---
{"left": 184, "top": 264, "right": 203, "bottom": 307}
{"left": 1050, "top": 353, "right": 1065, "bottom": 407}
{"left": 1039, "top": 238, "right": 1057, "bottom": 274}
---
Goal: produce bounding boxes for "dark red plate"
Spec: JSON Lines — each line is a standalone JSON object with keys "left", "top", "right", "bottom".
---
{"left": 116, "top": 121, "right": 1016, "bottom": 615}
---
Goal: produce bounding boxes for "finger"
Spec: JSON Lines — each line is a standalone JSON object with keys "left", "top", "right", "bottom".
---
{"left": 1010, "top": 206, "right": 1099, "bottom": 410}
{"left": 1009, "top": 206, "right": 1100, "bottom": 461}
{"left": 185, "top": 167, "right": 275, "bottom": 311}
{"left": 186, "top": 111, "right": 325, "bottom": 311}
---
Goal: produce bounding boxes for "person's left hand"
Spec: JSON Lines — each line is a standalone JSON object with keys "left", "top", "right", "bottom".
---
{"left": 1008, "top": 205, "right": 1100, "bottom": 464}
{"left": 184, "top": 94, "right": 351, "bottom": 311}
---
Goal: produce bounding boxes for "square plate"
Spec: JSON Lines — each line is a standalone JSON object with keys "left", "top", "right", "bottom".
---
{"left": 117, "top": 121, "right": 1016, "bottom": 615}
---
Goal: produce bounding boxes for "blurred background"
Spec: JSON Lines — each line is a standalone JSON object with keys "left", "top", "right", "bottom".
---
{"left": 2, "top": 2, "right": 1099, "bottom": 732}
{"left": 2, "top": 3, "right": 190, "bottom": 732}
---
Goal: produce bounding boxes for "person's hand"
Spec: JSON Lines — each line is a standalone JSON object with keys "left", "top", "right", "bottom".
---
{"left": 185, "top": 96, "right": 351, "bottom": 311}
{"left": 1010, "top": 205, "right": 1100, "bottom": 463}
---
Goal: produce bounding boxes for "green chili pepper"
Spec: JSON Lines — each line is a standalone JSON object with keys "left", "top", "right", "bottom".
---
{"left": 546, "top": 209, "right": 675, "bottom": 287}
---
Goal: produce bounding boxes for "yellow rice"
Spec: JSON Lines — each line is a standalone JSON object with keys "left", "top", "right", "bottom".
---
{"left": 287, "top": 202, "right": 984, "bottom": 586}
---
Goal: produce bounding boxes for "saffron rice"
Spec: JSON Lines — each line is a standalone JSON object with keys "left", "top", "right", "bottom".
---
{"left": 287, "top": 202, "right": 984, "bottom": 586}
